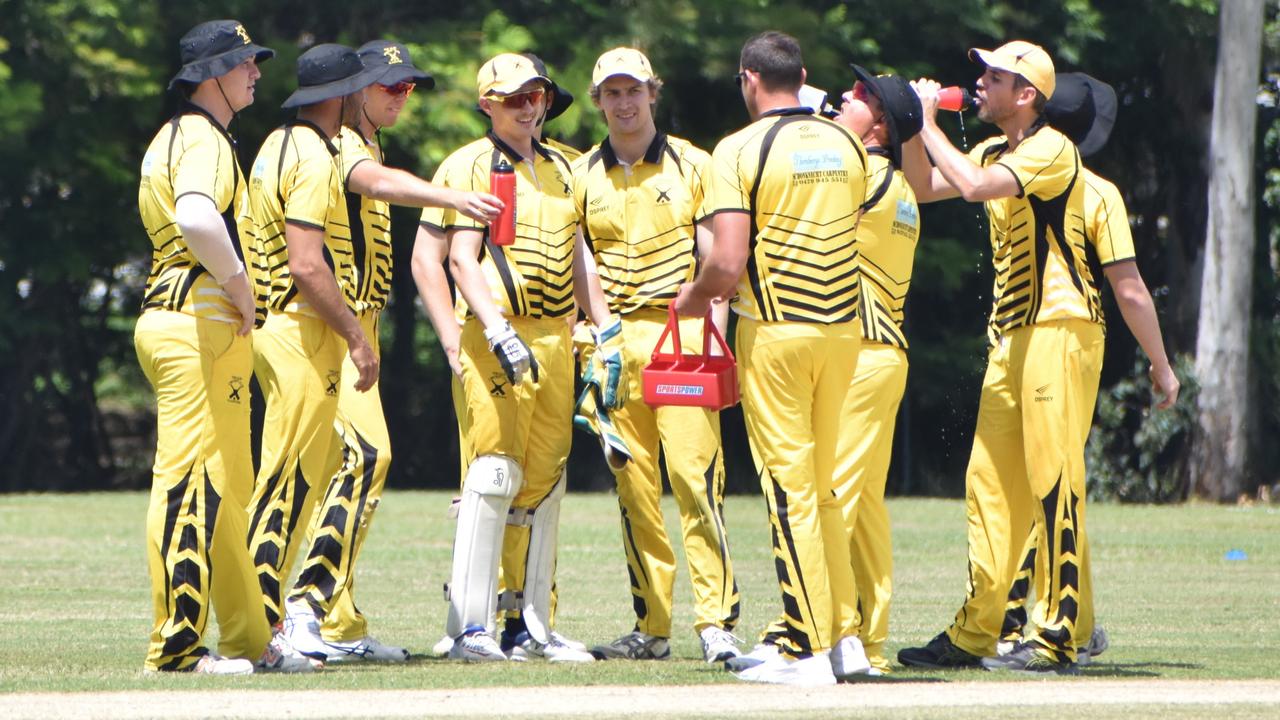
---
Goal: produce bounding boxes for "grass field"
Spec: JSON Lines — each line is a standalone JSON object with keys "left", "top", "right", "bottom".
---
{"left": 0, "top": 490, "right": 1277, "bottom": 717}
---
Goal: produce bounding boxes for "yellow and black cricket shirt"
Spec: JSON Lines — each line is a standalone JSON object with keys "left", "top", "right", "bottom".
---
{"left": 248, "top": 120, "right": 358, "bottom": 317}
{"left": 572, "top": 132, "right": 709, "bottom": 314}
{"left": 703, "top": 107, "right": 867, "bottom": 324}
{"left": 856, "top": 149, "right": 919, "bottom": 349}
{"left": 422, "top": 132, "right": 576, "bottom": 320}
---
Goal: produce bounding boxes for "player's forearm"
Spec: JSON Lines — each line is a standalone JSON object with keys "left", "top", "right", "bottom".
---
{"left": 291, "top": 262, "right": 365, "bottom": 345}
{"left": 919, "top": 122, "right": 989, "bottom": 202}
{"left": 352, "top": 164, "right": 461, "bottom": 209}
{"left": 414, "top": 260, "right": 461, "bottom": 356}
{"left": 174, "top": 194, "right": 245, "bottom": 283}
{"left": 572, "top": 234, "right": 613, "bottom": 326}
{"left": 901, "top": 135, "right": 958, "bottom": 204}
{"left": 1115, "top": 281, "right": 1173, "bottom": 374}
{"left": 448, "top": 245, "right": 505, "bottom": 329}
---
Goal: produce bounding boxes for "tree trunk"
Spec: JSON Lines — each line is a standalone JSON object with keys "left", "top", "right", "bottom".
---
{"left": 1192, "top": 0, "right": 1265, "bottom": 501}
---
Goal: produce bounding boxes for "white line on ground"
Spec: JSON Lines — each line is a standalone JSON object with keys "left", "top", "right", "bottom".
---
{"left": 3, "top": 680, "right": 1280, "bottom": 719}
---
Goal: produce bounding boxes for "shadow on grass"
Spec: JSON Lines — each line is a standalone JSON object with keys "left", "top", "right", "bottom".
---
{"left": 838, "top": 675, "right": 949, "bottom": 684}
{"left": 1082, "top": 661, "right": 1204, "bottom": 678}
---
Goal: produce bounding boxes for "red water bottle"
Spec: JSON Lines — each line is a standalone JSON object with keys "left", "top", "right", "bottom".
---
{"left": 490, "top": 157, "right": 516, "bottom": 246}
{"left": 938, "top": 86, "right": 972, "bottom": 112}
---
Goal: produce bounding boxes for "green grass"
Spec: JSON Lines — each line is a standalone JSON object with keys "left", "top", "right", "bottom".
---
{"left": 0, "top": 491, "right": 1276, "bottom": 694}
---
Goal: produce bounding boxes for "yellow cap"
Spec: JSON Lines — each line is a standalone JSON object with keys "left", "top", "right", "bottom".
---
{"left": 591, "top": 47, "right": 655, "bottom": 88}
{"left": 477, "top": 53, "right": 550, "bottom": 98}
{"left": 969, "top": 40, "right": 1055, "bottom": 99}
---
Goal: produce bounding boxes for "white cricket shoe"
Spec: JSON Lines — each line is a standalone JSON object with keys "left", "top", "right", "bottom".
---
{"left": 432, "top": 634, "right": 455, "bottom": 657}
{"left": 510, "top": 631, "right": 595, "bottom": 663}
{"left": 724, "top": 642, "right": 778, "bottom": 672}
{"left": 321, "top": 635, "right": 409, "bottom": 663}
{"left": 830, "top": 635, "right": 873, "bottom": 679}
{"left": 191, "top": 654, "right": 254, "bottom": 675}
{"left": 700, "top": 626, "right": 741, "bottom": 663}
{"left": 551, "top": 631, "right": 588, "bottom": 652}
{"left": 257, "top": 631, "right": 322, "bottom": 673}
{"left": 448, "top": 627, "right": 508, "bottom": 662}
{"left": 735, "top": 651, "right": 837, "bottom": 686}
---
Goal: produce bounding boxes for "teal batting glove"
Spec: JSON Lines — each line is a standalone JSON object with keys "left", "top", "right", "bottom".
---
{"left": 592, "top": 316, "right": 627, "bottom": 410}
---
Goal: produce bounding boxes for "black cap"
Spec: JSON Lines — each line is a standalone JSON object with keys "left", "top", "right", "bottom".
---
{"left": 357, "top": 40, "right": 435, "bottom": 89}
{"left": 523, "top": 53, "right": 574, "bottom": 122}
{"left": 1044, "top": 72, "right": 1116, "bottom": 158}
{"left": 168, "top": 20, "right": 274, "bottom": 92}
{"left": 281, "top": 43, "right": 382, "bottom": 109}
{"left": 851, "top": 64, "right": 924, "bottom": 168}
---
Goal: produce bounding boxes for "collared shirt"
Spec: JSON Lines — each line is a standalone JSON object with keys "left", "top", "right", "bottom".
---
{"left": 336, "top": 126, "right": 393, "bottom": 314}
{"left": 857, "top": 149, "right": 919, "bottom": 349}
{"left": 573, "top": 132, "right": 709, "bottom": 314}
{"left": 138, "top": 103, "right": 264, "bottom": 325}
{"left": 970, "top": 123, "right": 1095, "bottom": 344}
{"left": 422, "top": 132, "right": 576, "bottom": 320}
{"left": 248, "top": 120, "right": 358, "bottom": 317}
{"left": 703, "top": 107, "right": 868, "bottom": 324}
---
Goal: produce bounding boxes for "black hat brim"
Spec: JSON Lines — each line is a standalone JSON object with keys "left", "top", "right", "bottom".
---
{"left": 377, "top": 64, "right": 435, "bottom": 90}
{"left": 851, "top": 64, "right": 906, "bottom": 167}
{"left": 1076, "top": 76, "right": 1116, "bottom": 157}
{"left": 281, "top": 65, "right": 384, "bottom": 109}
{"left": 168, "top": 44, "right": 275, "bottom": 91}
{"left": 545, "top": 81, "right": 574, "bottom": 122}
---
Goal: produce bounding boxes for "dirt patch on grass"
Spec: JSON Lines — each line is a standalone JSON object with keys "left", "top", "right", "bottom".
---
{"left": 4, "top": 679, "right": 1279, "bottom": 718}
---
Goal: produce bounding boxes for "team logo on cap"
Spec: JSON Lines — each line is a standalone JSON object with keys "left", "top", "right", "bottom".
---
{"left": 383, "top": 46, "right": 403, "bottom": 65}
{"left": 235, "top": 24, "right": 251, "bottom": 45}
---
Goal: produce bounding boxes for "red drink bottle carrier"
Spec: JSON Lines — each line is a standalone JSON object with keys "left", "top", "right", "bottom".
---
{"left": 642, "top": 306, "right": 739, "bottom": 410}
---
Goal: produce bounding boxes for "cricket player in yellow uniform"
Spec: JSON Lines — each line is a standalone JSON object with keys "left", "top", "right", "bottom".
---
{"left": 572, "top": 47, "right": 741, "bottom": 664}
{"left": 830, "top": 67, "right": 922, "bottom": 674}
{"left": 244, "top": 44, "right": 382, "bottom": 633}
{"left": 135, "top": 20, "right": 313, "bottom": 674}
{"left": 675, "top": 31, "right": 873, "bottom": 686}
{"left": 415, "top": 56, "right": 584, "bottom": 659}
{"left": 282, "top": 41, "right": 502, "bottom": 663}
{"left": 730, "top": 67, "right": 925, "bottom": 678}
{"left": 996, "top": 72, "right": 1180, "bottom": 664}
{"left": 898, "top": 41, "right": 1108, "bottom": 675}
{"left": 433, "top": 53, "right": 591, "bottom": 663}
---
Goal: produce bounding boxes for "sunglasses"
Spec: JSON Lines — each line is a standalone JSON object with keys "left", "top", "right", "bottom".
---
{"left": 851, "top": 81, "right": 871, "bottom": 103}
{"left": 378, "top": 81, "right": 415, "bottom": 97}
{"left": 734, "top": 70, "right": 748, "bottom": 88}
{"left": 496, "top": 88, "right": 545, "bottom": 109}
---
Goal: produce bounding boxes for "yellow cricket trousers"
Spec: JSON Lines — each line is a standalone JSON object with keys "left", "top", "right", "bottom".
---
{"left": 738, "top": 317, "right": 862, "bottom": 658}
{"left": 609, "top": 308, "right": 738, "bottom": 638}
{"left": 947, "top": 319, "right": 1103, "bottom": 661}
{"left": 459, "top": 316, "right": 573, "bottom": 607}
{"left": 834, "top": 343, "right": 907, "bottom": 672}
{"left": 135, "top": 310, "right": 271, "bottom": 670}
{"left": 246, "top": 311, "right": 344, "bottom": 627}
{"left": 289, "top": 310, "right": 390, "bottom": 642}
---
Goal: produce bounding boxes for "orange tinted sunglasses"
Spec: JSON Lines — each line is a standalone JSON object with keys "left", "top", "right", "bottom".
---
{"left": 378, "top": 81, "right": 415, "bottom": 97}
{"left": 497, "top": 88, "right": 545, "bottom": 108}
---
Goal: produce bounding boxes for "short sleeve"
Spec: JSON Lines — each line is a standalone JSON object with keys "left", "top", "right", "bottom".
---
{"left": 1087, "top": 174, "right": 1137, "bottom": 265}
{"left": 172, "top": 124, "right": 234, "bottom": 211}
{"left": 336, "top": 127, "right": 373, "bottom": 186}
{"left": 419, "top": 161, "right": 453, "bottom": 230}
{"left": 686, "top": 145, "right": 711, "bottom": 223}
{"left": 704, "top": 136, "right": 751, "bottom": 216}
{"left": 995, "top": 129, "right": 1077, "bottom": 200}
{"left": 282, "top": 138, "right": 335, "bottom": 229}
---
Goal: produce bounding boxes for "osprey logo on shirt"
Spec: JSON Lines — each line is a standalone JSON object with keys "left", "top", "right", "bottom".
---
{"left": 655, "top": 187, "right": 671, "bottom": 204}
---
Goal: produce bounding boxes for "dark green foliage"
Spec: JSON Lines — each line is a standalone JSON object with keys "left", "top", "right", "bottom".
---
{"left": 0, "top": 0, "right": 1273, "bottom": 498}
